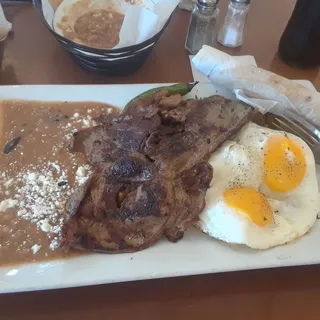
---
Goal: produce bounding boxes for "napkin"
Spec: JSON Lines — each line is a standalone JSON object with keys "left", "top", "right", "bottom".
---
{"left": 192, "top": 45, "right": 320, "bottom": 128}
{"left": 0, "top": 4, "right": 12, "bottom": 41}
{"left": 42, "top": 0, "right": 179, "bottom": 49}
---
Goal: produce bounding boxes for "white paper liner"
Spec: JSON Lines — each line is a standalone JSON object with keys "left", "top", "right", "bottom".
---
{"left": 0, "top": 4, "right": 12, "bottom": 41}
{"left": 41, "top": 0, "right": 178, "bottom": 49}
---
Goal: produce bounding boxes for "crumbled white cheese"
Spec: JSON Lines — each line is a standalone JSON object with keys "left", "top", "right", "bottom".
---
{"left": 15, "top": 163, "right": 73, "bottom": 250}
{"left": 76, "top": 165, "right": 92, "bottom": 185}
{"left": 0, "top": 199, "right": 18, "bottom": 212}
{"left": 27, "top": 172, "right": 37, "bottom": 184}
{"left": 82, "top": 119, "right": 90, "bottom": 127}
{"left": 39, "top": 219, "right": 51, "bottom": 233}
{"left": 76, "top": 166, "right": 86, "bottom": 177}
{"left": 49, "top": 239, "right": 59, "bottom": 250}
{"left": 17, "top": 209, "right": 27, "bottom": 217}
{"left": 31, "top": 244, "right": 41, "bottom": 254}
{"left": 50, "top": 162, "right": 61, "bottom": 173}
{"left": 4, "top": 179, "right": 13, "bottom": 189}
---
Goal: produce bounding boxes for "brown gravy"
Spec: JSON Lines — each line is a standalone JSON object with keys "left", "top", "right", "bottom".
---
{"left": 0, "top": 100, "right": 119, "bottom": 267}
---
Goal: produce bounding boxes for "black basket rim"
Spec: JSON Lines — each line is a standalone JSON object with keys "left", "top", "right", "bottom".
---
{"left": 33, "top": 0, "right": 171, "bottom": 55}
{"left": 63, "top": 39, "right": 156, "bottom": 58}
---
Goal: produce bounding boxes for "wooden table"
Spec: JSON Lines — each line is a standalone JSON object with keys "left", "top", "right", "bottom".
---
{"left": 1, "top": 1, "right": 320, "bottom": 319}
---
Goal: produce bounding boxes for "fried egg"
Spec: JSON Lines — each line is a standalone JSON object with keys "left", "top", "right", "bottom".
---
{"left": 197, "top": 122, "right": 320, "bottom": 249}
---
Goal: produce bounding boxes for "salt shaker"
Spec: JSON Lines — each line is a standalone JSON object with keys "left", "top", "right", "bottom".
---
{"left": 185, "top": 0, "right": 220, "bottom": 55}
{"left": 218, "top": 0, "right": 250, "bottom": 48}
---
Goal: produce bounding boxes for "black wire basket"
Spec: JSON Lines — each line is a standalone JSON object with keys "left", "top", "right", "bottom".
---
{"left": 33, "top": 0, "right": 171, "bottom": 75}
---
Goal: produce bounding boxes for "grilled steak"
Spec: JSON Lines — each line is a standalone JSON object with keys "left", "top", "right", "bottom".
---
{"left": 165, "top": 161, "right": 213, "bottom": 242}
{"left": 70, "top": 95, "right": 253, "bottom": 175}
{"left": 63, "top": 92, "right": 254, "bottom": 253}
{"left": 69, "top": 116, "right": 161, "bottom": 165}
{"left": 145, "top": 96, "right": 253, "bottom": 175}
{"left": 62, "top": 154, "right": 213, "bottom": 252}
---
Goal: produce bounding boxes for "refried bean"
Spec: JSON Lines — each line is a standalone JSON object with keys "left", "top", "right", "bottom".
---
{"left": 73, "top": 9, "right": 124, "bottom": 49}
{"left": 0, "top": 100, "right": 119, "bottom": 266}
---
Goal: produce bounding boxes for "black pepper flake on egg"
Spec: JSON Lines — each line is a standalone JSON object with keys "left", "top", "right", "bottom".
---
{"left": 274, "top": 210, "right": 279, "bottom": 214}
{"left": 58, "top": 181, "right": 68, "bottom": 187}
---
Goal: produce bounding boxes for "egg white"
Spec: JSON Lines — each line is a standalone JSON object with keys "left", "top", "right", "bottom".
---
{"left": 197, "top": 122, "right": 320, "bottom": 249}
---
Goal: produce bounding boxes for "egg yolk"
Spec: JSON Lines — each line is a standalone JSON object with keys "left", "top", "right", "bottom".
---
{"left": 264, "top": 134, "right": 306, "bottom": 193}
{"left": 223, "top": 187, "right": 273, "bottom": 227}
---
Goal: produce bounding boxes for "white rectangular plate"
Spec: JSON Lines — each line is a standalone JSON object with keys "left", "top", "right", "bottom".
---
{"left": 1, "top": 83, "right": 320, "bottom": 294}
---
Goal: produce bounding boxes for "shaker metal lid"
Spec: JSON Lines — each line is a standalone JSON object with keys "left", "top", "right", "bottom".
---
{"left": 231, "top": 0, "right": 250, "bottom": 4}
{"left": 198, "top": 0, "right": 219, "bottom": 7}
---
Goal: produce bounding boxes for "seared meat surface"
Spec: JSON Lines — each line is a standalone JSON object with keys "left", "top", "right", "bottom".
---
{"left": 145, "top": 96, "right": 254, "bottom": 176}
{"left": 63, "top": 92, "right": 253, "bottom": 253}
{"left": 63, "top": 154, "right": 172, "bottom": 252}
{"left": 69, "top": 116, "right": 161, "bottom": 165}
{"left": 62, "top": 154, "right": 213, "bottom": 252}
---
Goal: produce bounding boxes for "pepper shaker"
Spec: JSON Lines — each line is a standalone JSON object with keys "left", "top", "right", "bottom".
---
{"left": 185, "top": 0, "right": 220, "bottom": 55}
{"left": 218, "top": 0, "right": 250, "bottom": 48}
